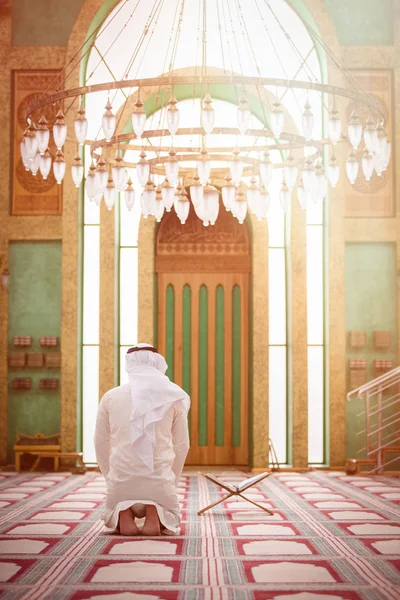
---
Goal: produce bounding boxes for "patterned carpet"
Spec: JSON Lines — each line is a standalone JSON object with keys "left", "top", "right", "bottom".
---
{"left": 0, "top": 470, "right": 399, "bottom": 599}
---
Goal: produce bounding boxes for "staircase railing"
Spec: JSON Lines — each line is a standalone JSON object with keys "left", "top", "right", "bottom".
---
{"left": 347, "top": 366, "right": 400, "bottom": 474}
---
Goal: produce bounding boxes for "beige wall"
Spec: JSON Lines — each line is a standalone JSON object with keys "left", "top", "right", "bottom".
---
{"left": 0, "top": 0, "right": 399, "bottom": 468}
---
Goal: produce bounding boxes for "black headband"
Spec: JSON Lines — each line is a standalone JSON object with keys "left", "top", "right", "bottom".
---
{"left": 127, "top": 346, "right": 159, "bottom": 354}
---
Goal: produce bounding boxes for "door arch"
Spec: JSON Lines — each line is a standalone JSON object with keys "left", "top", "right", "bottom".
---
{"left": 156, "top": 205, "right": 251, "bottom": 466}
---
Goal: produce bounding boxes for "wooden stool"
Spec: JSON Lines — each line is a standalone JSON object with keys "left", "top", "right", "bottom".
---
{"left": 13, "top": 433, "right": 86, "bottom": 474}
{"left": 14, "top": 433, "right": 60, "bottom": 472}
{"left": 30, "top": 452, "right": 86, "bottom": 474}
{"left": 198, "top": 471, "right": 273, "bottom": 515}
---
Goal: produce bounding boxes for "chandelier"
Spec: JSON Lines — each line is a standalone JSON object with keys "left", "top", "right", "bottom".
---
{"left": 22, "top": 0, "right": 390, "bottom": 226}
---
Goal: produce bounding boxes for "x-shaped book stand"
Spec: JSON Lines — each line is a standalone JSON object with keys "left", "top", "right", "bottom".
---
{"left": 197, "top": 471, "right": 273, "bottom": 515}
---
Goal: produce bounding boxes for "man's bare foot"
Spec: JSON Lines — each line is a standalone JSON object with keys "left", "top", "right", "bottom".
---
{"left": 118, "top": 508, "right": 140, "bottom": 536}
{"left": 142, "top": 504, "right": 161, "bottom": 536}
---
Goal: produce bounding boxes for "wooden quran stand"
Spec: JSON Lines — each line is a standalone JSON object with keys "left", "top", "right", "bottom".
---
{"left": 197, "top": 471, "right": 273, "bottom": 516}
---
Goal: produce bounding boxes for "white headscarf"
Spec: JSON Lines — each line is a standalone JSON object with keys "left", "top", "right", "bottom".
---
{"left": 126, "top": 343, "right": 190, "bottom": 471}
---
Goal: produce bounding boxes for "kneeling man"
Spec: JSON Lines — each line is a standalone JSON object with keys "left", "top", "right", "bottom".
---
{"left": 94, "top": 343, "right": 190, "bottom": 536}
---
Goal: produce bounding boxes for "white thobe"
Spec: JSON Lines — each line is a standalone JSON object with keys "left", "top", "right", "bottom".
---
{"left": 94, "top": 383, "right": 190, "bottom": 534}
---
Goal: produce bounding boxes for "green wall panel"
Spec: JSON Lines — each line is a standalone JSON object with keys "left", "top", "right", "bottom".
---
{"left": 182, "top": 284, "right": 191, "bottom": 438}
{"left": 215, "top": 286, "right": 225, "bottom": 446}
{"left": 232, "top": 285, "right": 241, "bottom": 447}
{"left": 199, "top": 285, "right": 208, "bottom": 446}
{"left": 165, "top": 285, "right": 175, "bottom": 381}
{"left": 182, "top": 285, "right": 191, "bottom": 396}
{"left": 345, "top": 243, "right": 397, "bottom": 460}
{"left": 323, "top": 0, "right": 393, "bottom": 46}
{"left": 7, "top": 242, "right": 62, "bottom": 463}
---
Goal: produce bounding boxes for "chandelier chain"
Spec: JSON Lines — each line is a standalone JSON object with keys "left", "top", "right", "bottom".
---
{"left": 220, "top": 0, "right": 239, "bottom": 103}
{"left": 87, "top": 0, "right": 142, "bottom": 85}
{"left": 28, "top": 0, "right": 132, "bottom": 118}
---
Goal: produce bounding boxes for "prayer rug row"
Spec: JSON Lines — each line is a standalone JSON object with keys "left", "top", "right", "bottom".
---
{"left": 0, "top": 470, "right": 399, "bottom": 599}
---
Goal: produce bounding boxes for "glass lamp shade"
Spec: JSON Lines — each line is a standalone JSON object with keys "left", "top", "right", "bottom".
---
{"left": 348, "top": 109, "right": 363, "bottom": 150}
{"left": 284, "top": 154, "right": 298, "bottom": 189}
{"left": 103, "top": 178, "right": 116, "bottom": 210}
{"left": 74, "top": 106, "right": 88, "bottom": 145}
{"left": 231, "top": 189, "right": 247, "bottom": 224}
{"left": 314, "top": 165, "right": 327, "bottom": 199}
{"left": 94, "top": 158, "right": 109, "bottom": 193}
{"left": 346, "top": 150, "right": 359, "bottom": 184}
{"left": 166, "top": 96, "right": 179, "bottom": 135}
{"left": 193, "top": 199, "right": 208, "bottom": 226}
{"left": 20, "top": 139, "right": 30, "bottom": 170}
{"left": 197, "top": 160, "right": 211, "bottom": 185}
{"left": 296, "top": 179, "right": 308, "bottom": 209}
{"left": 141, "top": 181, "right": 156, "bottom": 217}
{"left": 279, "top": 180, "right": 291, "bottom": 212}
{"left": 153, "top": 189, "right": 165, "bottom": 222}
{"left": 361, "top": 149, "right": 374, "bottom": 181}
{"left": 165, "top": 158, "right": 179, "bottom": 186}
{"left": 230, "top": 148, "right": 243, "bottom": 183}
{"left": 112, "top": 166, "right": 128, "bottom": 192}
{"left": 132, "top": 110, "right": 146, "bottom": 139}
{"left": 383, "top": 141, "right": 391, "bottom": 171}
{"left": 39, "top": 150, "right": 52, "bottom": 180}
{"left": 124, "top": 179, "right": 135, "bottom": 211}
{"left": 246, "top": 178, "right": 260, "bottom": 214}
{"left": 302, "top": 100, "right": 314, "bottom": 140}
{"left": 53, "top": 109, "right": 67, "bottom": 150}
{"left": 136, "top": 154, "right": 150, "bottom": 187}
{"left": 328, "top": 108, "right": 341, "bottom": 145}
{"left": 71, "top": 155, "right": 84, "bottom": 187}
{"left": 25, "top": 124, "right": 38, "bottom": 159}
{"left": 302, "top": 159, "right": 315, "bottom": 194}
{"left": 174, "top": 191, "right": 190, "bottom": 225}
{"left": 221, "top": 175, "right": 235, "bottom": 212}
{"left": 270, "top": 98, "right": 284, "bottom": 138}
{"left": 363, "top": 117, "right": 377, "bottom": 153}
{"left": 93, "top": 194, "right": 102, "bottom": 206}
{"left": 36, "top": 116, "right": 50, "bottom": 154}
{"left": 190, "top": 174, "right": 204, "bottom": 207}
{"left": 237, "top": 97, "right": 251, "bottom": 135}
{"left": 102, "top": 100, "right": 116, "bottom": 142}
{"left": 203, "top": 184, "right": 219, "bottom": 225}
{"left": 201, "top": 94, "right": 215, "bottom": 134}
{"left": 254, "top": 186, "right": 270, "bottom": 220}
{"left": 373, "top": 152, "right": 384, "bottom": 176}
{"left": 327, "top": 154, "right": 339, "bottom": 188}
{"left": 112, "top": 153, "right": 128, "bottom": 191}
{"left": 259, "top": 151, "right": 272, "bottom": 187}
{"left": 201, "top": 111, "right": 215, "bottom": 135}
{"left": 53, "top": 150, "right": 66, "bottom": 184}
{"left": 85, "top": 162, "right": 97, "bottom": 198}
{"left": 30, "top": 151, "right": 41, "bottom": 176}
{"left": 161, "top": 179, "right": 175, "bottom": 211}
{"left": 197, "top": 147, "right": 211, "bottom": 184}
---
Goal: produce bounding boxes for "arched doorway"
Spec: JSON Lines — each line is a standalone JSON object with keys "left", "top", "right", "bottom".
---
{"left": 156, "top": 206, "right": 251, "bottom": 466}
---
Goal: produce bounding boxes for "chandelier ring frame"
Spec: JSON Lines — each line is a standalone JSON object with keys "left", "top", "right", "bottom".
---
{"left": 88, "top": 127, "right": 325, "bottom": 161}
{"left": 26, "top": 74, "right": 385, "bottom": 120}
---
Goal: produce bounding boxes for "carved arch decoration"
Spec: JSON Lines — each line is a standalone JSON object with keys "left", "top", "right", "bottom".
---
{"left": 155, "top": 207, "right": 251, "bottom": 275}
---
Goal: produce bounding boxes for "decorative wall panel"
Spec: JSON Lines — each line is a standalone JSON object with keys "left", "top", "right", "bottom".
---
{"left": 344, "top": 70, "right": 393, "bottom": 218}
{"left": 12, "top": 70, "right": 62, "bottom": 215}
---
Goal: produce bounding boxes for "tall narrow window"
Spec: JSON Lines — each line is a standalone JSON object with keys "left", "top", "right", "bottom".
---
{"left": 268, "top": 173, "right": 288, "bottom": 464}
{"left": 119, "top": 177, "right": 141, "bottom": 384}
{"left": 81, "top": 147, "right": 100, "bottom": 463}
{"left": 307, "top": 199, "right": 325, "bottom": 463}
